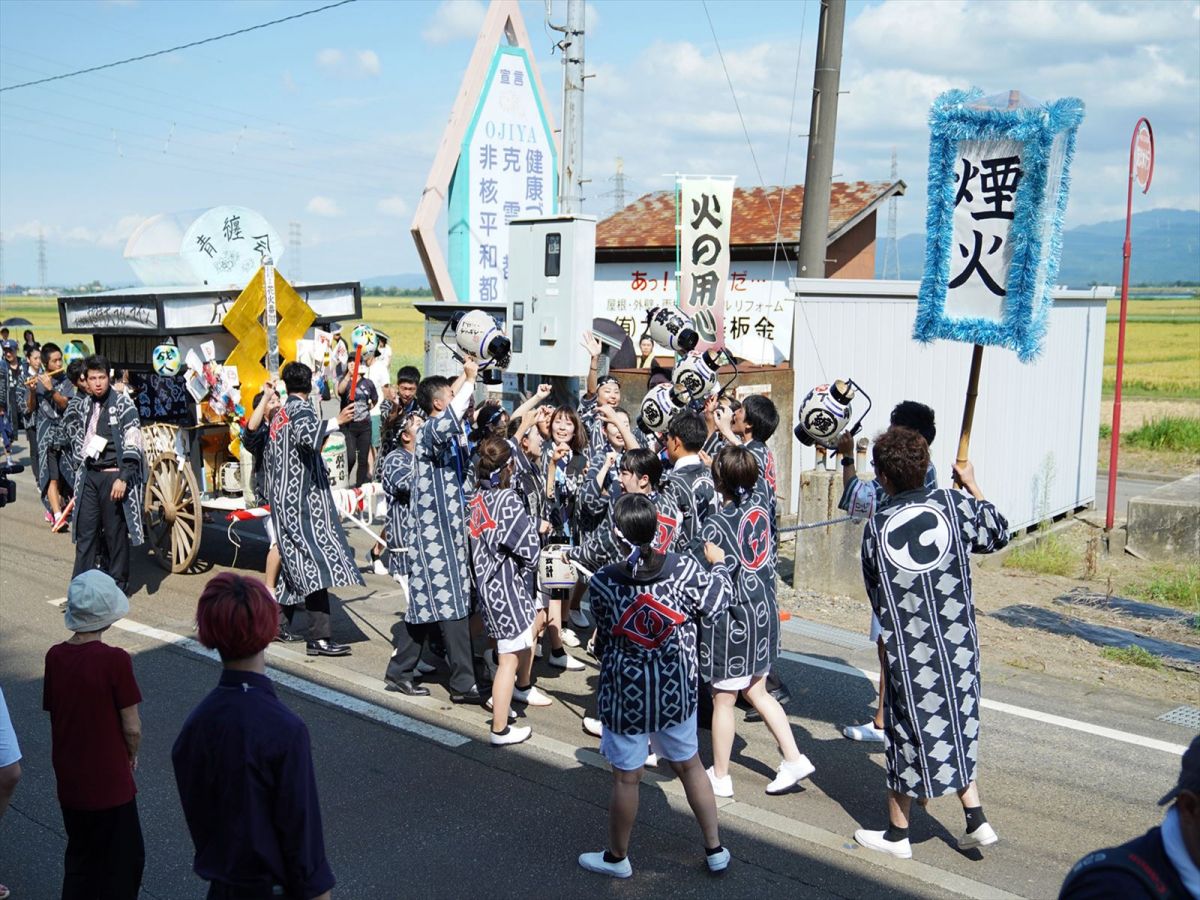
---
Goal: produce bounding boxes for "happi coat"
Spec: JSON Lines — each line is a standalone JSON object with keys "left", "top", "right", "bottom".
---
{"left": 19, "top": 371, "right": 73, "bottom": 496}
{"left": 398, "top": 407, "right": 471, "bottom": 624}
{"left": 591, "top": 553, "right": 732, "bottom": 736}
{"left": 69, "top": 388, "right": 146, "bottom": 546}
{"left": 58, "top": 388, "right": 88, "bottom": 491}
{"left": 569, "top": 479, "right": 681, "bottom": 576}
{"left": 699, "top": 484, "right": 778, "bottom": 683}
{"left": 265, "top": 395, "right": 364, "bottom": 607}
{"left": 861, "top": 487, "right": 1009, "bottom": 799}
{"left": 378, "top": 447, "right": 415, "bottom": 578}
{"left": 661, "top": 458, "right": 716, "bottom": 564}
{"left": 466, "top": 486, "right": 539, "bottom": 642}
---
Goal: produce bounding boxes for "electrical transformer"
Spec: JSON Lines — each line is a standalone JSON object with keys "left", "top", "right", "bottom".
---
{"left": 504, "top": 215, "right": 596, "bottom": 377}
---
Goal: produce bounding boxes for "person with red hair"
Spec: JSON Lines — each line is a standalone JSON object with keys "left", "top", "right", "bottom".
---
{"left": 172, "top": 574, "right": 335, "bottom": 900}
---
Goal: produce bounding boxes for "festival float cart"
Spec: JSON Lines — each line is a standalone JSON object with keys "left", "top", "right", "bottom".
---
{"left": 56, "top": 207, "right": 371, "bottom": 573}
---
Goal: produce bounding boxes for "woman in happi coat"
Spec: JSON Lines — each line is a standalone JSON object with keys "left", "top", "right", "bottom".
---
{"left": 700, "top": 446, "right": 815, "bottom": 798}
{"left": 853, "top": 427, "right": 1008, "bottom": 860}
{"left": 541, "top": 404, "right": 589, "bottom": 669}
{"left": 264, "top": 362, "right": 362, "bottom": 658}
{"left": 578, "top": 494, "right": 733, "bottom": 879}
{"left": 378, "top": 408, "right": 424, "bottom": 595}
{"left": 468, "top": 436, "right": 552, "bottom": 746}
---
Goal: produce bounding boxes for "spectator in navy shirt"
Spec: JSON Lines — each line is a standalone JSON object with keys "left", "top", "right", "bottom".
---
{"left": 172, "top": 573, "right": 335, "bottom": 900}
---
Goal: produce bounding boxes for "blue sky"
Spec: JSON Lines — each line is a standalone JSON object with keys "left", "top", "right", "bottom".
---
{"left": 1, "top": 0, "right": 1197, "bottom": 286}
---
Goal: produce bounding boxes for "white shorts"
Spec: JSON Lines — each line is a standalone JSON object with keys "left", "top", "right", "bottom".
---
{"left": 600, "top": 712, "right": 698, "bottom": 771}
{"left": 497, "top": 626, "right": 534, "bottom": 655}
{"left": 869, "top": 612, "right": 882, "bottom": 643}
{"left": 264, "top": 517, "right": 277, "bottom": 548}
{"left": 710, "top": 673, "right": 754, "bottom": 692}
{"left": 0, "top": 687, "right": 21, "bottom": 768}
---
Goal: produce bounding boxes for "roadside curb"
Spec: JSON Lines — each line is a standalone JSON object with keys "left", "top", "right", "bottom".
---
{"left": 1097, "top": 470, "right": 1184, "bottom": 484}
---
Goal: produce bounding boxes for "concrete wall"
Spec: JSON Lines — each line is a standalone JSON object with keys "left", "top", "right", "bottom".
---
{"left": 826, "top": 213, "right": 877, "bottom": 279}
{"left": 1127, "top": 474, "right": 1200, "bottom": 562}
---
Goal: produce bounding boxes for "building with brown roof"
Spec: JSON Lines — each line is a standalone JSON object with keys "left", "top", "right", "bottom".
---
{"left": 596, "top": 180, "right": 905, "bottom": 278}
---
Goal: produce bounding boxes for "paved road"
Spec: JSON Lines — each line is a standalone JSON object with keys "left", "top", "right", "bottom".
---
{"left": 0, "top": 466, "right": 1191, "bottom": 899}
{"left": 1092, "top": 474, "right": 1169, "bottom": 519}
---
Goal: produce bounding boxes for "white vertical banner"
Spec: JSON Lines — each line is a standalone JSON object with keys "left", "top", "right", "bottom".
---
{"left": 678, "top": 176, "right": 735, "bottom": 353}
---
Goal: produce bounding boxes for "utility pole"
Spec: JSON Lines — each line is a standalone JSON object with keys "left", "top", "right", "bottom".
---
{"left": 37, "top": 228, "right": 47, "bottom": 292}
{"left": 797, "top": 0, "right": 846, "bottom": 279}
{"left": 550, "top": 0, "right": 586, "bottom": 214}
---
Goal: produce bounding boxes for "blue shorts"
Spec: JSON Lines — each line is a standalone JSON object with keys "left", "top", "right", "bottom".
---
{"left": 0, "top": 687, "right": 21, "bottom": 768}
{"left": 600, "top": 712, "right": 698, "bottom": 771}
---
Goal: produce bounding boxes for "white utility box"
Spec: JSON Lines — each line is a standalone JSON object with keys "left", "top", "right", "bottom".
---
{"left": 505, "top": 215, "right": 595, "bottom": 377}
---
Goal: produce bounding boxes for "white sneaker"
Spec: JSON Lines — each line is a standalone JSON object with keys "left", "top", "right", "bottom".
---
{"left": 644, "top": 753, "right": 658, "bottom": 768}
{"left": 765, "top": 756, "right": 816, "bottom": 795}
{"left": 372, "top": 558, "right": 389, "bottom": 576}
{"left": 958, "top": 822, "right": 998, "bottom": 849}
{"left": 583, "top": 716, "right": 603, "bottom": 737}
{"left": 484, "top": 697, "right": 518, "bottom": 722}
{"left": 706, "top": 766, "right": 734, "bottom": 798}
{"left": 415, "top": 660, "right": 437, "bottom": 676}
{"left": 843, "top": 722, "right": 886, "bottom": 743}
{"left": 482, "top": 648, "right": 499, "bottom": 679}
{"left": 705, "top": 846, "right": 731, "bottom": 873}
{"left": 853, "top": 829, "right": 912, "bottom": 859}
{"left": 560, "top": 628, "right": 582, "bottom": 648}
{"left": 548, "top": 650, "right": 585, "bottom": 671}
{"left": 578, "top": 851, "right": 632, "bottom": 879}
{"left": 490, "top": 725, "right": 532, "bottom": 746}
{"left": 513, "top": 685, "right": 553, "bottom": 707}
{"left": 569, "top": 608, "right": 590, "bottom": 629}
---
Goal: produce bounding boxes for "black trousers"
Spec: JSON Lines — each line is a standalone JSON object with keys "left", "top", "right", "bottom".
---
{"left": 343, "top": 422, "right": 372, "bottom": 486}
{"left": 61, "top": 798, "right": 145, "bottom": 900}
{"left": 281, "top": 588, "right": 333, "bottom": 640}
{"left": 72, "top": 469, "right": 130, "bottom": 592}
{"left": 25, "top": 425, "right": 40, "bottom": 482}
{"left": 386, "top": 615, "right": 475, "bottom": 693}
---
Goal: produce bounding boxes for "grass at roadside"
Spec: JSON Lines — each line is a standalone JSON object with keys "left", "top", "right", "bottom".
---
{"left": 1130, "top": 566, "right": 1200, "bottom": 614}
{"left": 1123, "top": 416, "right": 1200, "bottom": 452}
{"left": 1002, "top": 532, "right": 1077, "bottom": 576}
{"left": 1101, "top": 645, "right": 1164, "bottom": 670}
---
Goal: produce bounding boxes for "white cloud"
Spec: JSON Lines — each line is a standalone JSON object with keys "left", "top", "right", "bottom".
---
{"left": 377, "top": 196, "right": 409, "bottom": 218}
{"left": 306, "top": 196, "right": 343, "bottom": 217}
{"left": 357, "top": 50, "right": 381, "bottom": 77}
{"left": 421, "top": 0, "right": 486, "bottom": 44}
{"left": 5, "top": 214, "right": 145, "bottom": 248}
{"left": 315, "top": 47, "right": 381, "bottom": 78}
{"left": 315, "top": 48, "right": 343, "bottom": 69}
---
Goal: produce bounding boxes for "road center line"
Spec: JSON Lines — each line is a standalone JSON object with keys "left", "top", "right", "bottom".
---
{"left": 779, "top": 650, "right": 1188, "bottom": 756}
{"left": 95, "top": 611, "right": 471, "bottom": 748}
{"left": 88, "top": 608, "right": 1022, "bottom": 899}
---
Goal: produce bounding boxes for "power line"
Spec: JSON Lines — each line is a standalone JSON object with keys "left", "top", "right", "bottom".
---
{"left": 0, "top": 0, "right": 357, "bottom": 93}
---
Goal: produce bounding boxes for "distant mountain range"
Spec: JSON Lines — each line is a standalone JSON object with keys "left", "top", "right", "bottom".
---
{"left": 361, "top": 273, "right": 430, "bottom": 290}
{"left": 876, "top": 208, "right": 1200, "bottom": 286}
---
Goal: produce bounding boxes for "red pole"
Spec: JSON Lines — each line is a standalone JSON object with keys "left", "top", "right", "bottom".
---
{"left": 1106, "top": 118, "right": 1153, "bottom": 531}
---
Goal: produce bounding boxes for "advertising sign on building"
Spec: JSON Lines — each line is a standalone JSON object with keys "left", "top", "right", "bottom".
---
{"left": 594, "top": 261, "right": 793, "bottom": 365}
{"left": 678, "top": 176, "right": 735, "bottom": 352}
{"left": 447, "top": 46, "right": 558, "bottom": 306}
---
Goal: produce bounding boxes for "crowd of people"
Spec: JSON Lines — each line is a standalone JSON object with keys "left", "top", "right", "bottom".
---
{"left": 1, "top": 323, "right": 1194, "bottom": 899}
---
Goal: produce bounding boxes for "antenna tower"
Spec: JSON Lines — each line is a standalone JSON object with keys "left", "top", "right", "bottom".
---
{"left": 37, "top": 229, "right": 47, "bottom": 291}
{"left": 881, "top": 147, "right": 901, "bottom": 279}
{"left": 288, "top": 222, "right": 302, "bottom": 283}
{"left": 600, "top": 157, "right": 628, "bottom": 216}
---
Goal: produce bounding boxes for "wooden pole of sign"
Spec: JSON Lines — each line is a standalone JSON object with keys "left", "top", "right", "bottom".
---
{"left": 956, "top": 344, "right": 984, "bottom": 467}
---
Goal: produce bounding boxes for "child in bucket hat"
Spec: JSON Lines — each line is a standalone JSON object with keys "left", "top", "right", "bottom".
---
{"left": 44, "top": 570, "right": 145, "bottom": 897}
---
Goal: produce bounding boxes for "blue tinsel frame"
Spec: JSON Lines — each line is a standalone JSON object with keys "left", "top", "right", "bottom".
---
{"left": 914, "top": 89, "right": 1085, "bottom": 362}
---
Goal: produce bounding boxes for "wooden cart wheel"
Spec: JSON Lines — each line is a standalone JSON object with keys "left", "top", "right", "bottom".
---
{"left": 143, "top": 452, "right": 201, "bottom": 574}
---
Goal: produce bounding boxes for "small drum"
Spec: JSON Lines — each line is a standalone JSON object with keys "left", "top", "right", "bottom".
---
{"left": 321, "top": 432, "right": 349, "bottom": 490}
{"left": 538, "top": 544, "right": 577, "bottom": 591}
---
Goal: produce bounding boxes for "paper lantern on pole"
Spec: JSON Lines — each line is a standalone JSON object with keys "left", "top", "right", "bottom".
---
{"left": 914, "top": 89, "right": 1085, "bottom": 363}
